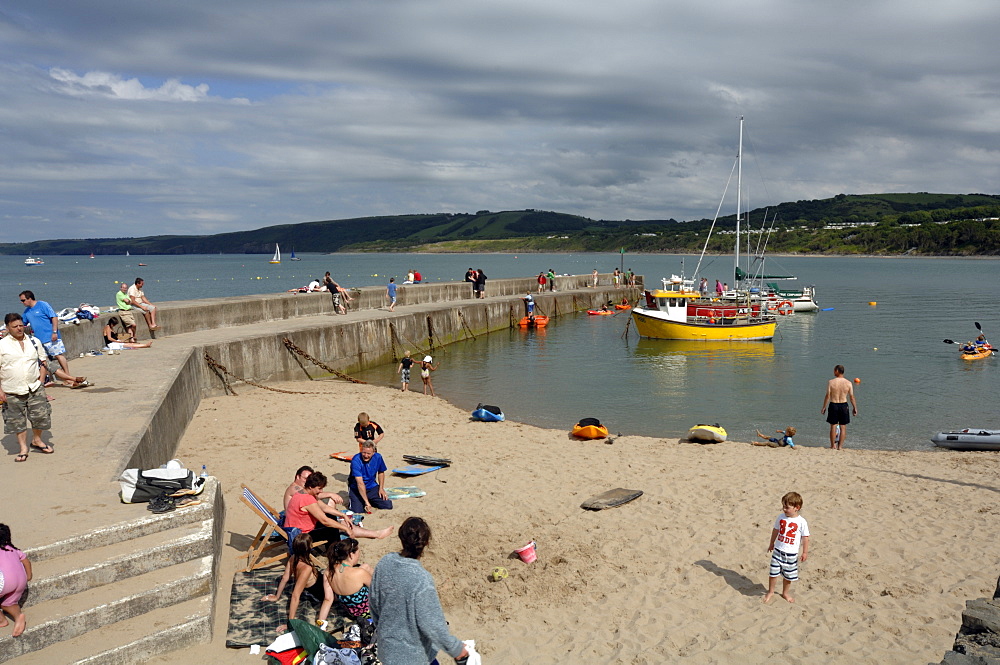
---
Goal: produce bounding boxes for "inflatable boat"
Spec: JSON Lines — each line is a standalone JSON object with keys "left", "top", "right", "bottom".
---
{"left": 688, "top": 424, "right": 728, "bottom": 443}
{"left": 931, "top": 429, "right": 1000, "bottom": 451}
{"left": 587, "top": 310, "right": 614, "bottom": 316}
{"left": 472, "top": 405, "right": 505, "bottom": 422}
{"left": 517, "top": 315, "right": 549, "bottom": 328}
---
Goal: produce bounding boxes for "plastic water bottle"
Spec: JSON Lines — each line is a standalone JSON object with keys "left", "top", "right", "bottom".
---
{"left": 200, "top": 464, "right": 208, "bottom": 478}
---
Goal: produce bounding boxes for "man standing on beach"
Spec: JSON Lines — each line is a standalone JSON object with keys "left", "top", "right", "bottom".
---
{"left": 821, "top": 364, "right": 858, "bottom": 450}
{"left": 115, "top": 282, "right": 137, "bottom": 342}
{"left": 0, "top": 313, "right": 53, "bottom": 461}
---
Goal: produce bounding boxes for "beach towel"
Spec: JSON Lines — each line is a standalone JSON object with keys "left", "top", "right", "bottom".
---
{"left": 227, "top": 566, "right": 354, "bottom": 650}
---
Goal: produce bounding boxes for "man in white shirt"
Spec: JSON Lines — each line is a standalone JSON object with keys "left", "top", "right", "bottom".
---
{"left": 0, "top": 313, "right": 53, "bottom": 461}
{"left": 127, "top": 278, "right": 159, "bottom": 330}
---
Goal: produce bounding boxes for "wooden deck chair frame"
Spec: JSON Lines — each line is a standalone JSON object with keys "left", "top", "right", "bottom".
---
{"left": 237, "top": 484, "right": 328, "bottom": 572}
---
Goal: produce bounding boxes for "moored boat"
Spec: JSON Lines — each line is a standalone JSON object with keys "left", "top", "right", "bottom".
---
{"left": 632, "top": 276, "right": 776, "bottom": 341}
{"left": 932, "top": 429, "right": 1000, "bottom": 451}
{"left": 688, "top": 424, "right": 727, "bottom": 443}
{"left": 24, "top": 256, "right": 44, "bottom": 266}
{"left": 517, "top": 315, "right": 549, "bottom": 327}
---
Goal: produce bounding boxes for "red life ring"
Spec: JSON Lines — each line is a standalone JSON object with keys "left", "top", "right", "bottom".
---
{"left": 776, "top": 300, "right": 793, "bottom": 315}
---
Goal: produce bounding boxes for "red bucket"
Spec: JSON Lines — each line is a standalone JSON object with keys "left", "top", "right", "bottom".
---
{"left": 514, "top": 541, "right": 536, "bottom": 563}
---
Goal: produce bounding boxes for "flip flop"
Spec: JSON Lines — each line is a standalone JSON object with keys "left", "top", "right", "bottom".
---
{"left": 75, "top": 376, "right": 87, "bottom": 383}
{"left": 70, "top": 380, "right": 92, "bottom": 389}
{"left": 31, "top": 443, "right": 54, "bottom": 454}
{"left": 14, "top": 453, "right": 28, "bottom": 463}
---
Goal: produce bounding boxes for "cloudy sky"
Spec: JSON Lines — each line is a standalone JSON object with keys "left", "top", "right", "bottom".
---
{"left": 1, "top": 1, "right": 998, "bottom": 243}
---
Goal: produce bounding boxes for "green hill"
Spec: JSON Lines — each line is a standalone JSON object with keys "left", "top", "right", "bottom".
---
{"left": 3, "top": 193, "right": 1000, "bottom": 256}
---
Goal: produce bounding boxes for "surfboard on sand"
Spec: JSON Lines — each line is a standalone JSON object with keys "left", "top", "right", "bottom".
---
{"left": 580, "top": 488, "right": 643, "bottom": 511}
{"left": 386, "top": 486, "right": 426, "bottom": 499}
{"left": 392, "top": 464, "right": 443, "bottom": 476}
{"left": 329, "top": 451, "right": 354, "bottom": 462}
{"left": 402, "top": 455, "right": 451, "bottom": 467}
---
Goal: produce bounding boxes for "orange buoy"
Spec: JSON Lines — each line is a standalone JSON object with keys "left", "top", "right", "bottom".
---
{"left": 854, "top": 378, "right": 861, "bottom": 384}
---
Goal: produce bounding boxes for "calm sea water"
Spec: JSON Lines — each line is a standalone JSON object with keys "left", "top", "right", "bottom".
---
{"left": 3, "top": 252, "right": 997, "bottom": 451}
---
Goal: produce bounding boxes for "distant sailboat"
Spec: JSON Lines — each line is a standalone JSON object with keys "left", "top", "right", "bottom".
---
{"left": 89, "top": 251, "right": 95, "bottom": 259}
{"left": 290, "top": 247, "right": 301, "bottom": 261}
{"left": 269, "top": 244, "right": 281, "bottom": 264}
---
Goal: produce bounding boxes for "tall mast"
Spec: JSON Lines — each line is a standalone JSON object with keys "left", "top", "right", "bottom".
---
{"left": 734, "top": 116, "right": 743, "bottom": 283}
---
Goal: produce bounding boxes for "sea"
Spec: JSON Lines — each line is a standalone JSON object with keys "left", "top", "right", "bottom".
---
{"left": 2, "top": 252, "right": 997, "bottom": 451}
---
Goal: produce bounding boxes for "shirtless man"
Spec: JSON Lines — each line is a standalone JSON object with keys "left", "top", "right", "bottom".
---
{"left": 283, "top": 465, "right": 344, "bottom": 511}
{"left": 821, "top": 364, "right": 858, "bottom": 450}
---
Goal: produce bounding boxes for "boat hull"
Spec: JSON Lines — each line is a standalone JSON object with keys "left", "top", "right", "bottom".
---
{"left": 517, "top": 315, "right": 548, "bottom": 327}
{"left": 631, "top": 308, "right": 775, "bottom": 341}
{"left": 688, "top": 425, "right": 727, "bottom": 443}
{"left": 572, "top": 424, "right": 609, "bottom": 439}
{"left": 932, "top": 430, "right": 1000, "bottom": 451}
{"left": 472, "top": 409, "right": 505, "bottom": 422}
{"left": 961, "top": 348, "right": 993, "bottom": 360}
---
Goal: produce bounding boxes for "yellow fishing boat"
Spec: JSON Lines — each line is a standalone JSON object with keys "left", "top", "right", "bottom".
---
{"left": 631, "top": 277, "right": 776, "bottom": 341}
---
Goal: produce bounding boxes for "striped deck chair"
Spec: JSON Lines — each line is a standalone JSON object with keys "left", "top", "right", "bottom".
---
{"left": 237, "top": 484, "right": 328, "bottom": 572}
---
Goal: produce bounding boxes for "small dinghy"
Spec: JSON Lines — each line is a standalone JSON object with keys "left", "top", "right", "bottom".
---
{"left": 931, "top": 429, "right": 1000, "bottom": 451}
{"left": 688, "top": 423, "right": 727, "bottom": 443}
{"left": 472, "top": 404, "right": 505, "bottom": 422}
{"left": 517, "top": 315, "right": 549, "bottom": 327}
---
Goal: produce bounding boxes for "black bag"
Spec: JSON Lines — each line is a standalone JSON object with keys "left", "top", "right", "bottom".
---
{"left": 119, "top": 468, "right": 200, "bottom": 504}
{"left": 479, "top": 404, "right": 502, "bottom": 416}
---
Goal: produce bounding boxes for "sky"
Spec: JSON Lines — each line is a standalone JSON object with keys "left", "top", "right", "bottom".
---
{"left": 1, "top": 0, "right": 999, "bottom": 243}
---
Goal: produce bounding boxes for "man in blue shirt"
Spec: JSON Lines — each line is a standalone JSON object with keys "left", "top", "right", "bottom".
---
{"left": 349, "top": 441, "right": 393, "bottom": 513}
{"left": 20, "top": 290, "right": 88, "bottom": 389}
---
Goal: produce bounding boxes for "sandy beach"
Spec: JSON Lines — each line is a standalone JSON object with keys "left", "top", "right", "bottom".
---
{"left": 159, "top": 378, "right": 1000, "bottom": 665}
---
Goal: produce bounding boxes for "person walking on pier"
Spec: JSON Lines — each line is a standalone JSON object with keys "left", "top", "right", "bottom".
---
{"left": 385, "top": 278, "right": 397, "bottom": 312}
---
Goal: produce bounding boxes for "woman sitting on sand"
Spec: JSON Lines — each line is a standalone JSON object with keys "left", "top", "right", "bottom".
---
{"left": 318, "top": 538, "right": 373, "bottom": 623}
{"left": 262, "top": 532, "right": 323, "bottom": 633}
{"left": 103, "top": 317, "right": 152, "bottom": 350}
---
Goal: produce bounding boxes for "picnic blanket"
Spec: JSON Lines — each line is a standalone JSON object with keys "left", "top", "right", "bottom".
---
{"left": 225, "top": 564, "right": 352, "bottom": 648}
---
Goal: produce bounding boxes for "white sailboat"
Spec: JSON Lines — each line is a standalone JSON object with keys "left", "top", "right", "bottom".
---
{"left": 269, "top": 244, "right": 281, "bottom": 264}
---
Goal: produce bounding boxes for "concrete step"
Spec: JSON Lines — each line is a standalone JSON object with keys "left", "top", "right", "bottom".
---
{"left": 0, "top": 555, "right": 212, "bottom": 662}
{"left": 25, "top": 481, "right": 216, "bottom": 563}
{"left": 2, "top": 596, "right": 212, "bottom": 665}
{"left": 26, "top": 518, "right": 213, "bottom": 606}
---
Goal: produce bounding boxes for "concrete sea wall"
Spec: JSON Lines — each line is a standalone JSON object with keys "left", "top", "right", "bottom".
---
{"left": 99, "top": 275, "right": 641, "bottom": 472}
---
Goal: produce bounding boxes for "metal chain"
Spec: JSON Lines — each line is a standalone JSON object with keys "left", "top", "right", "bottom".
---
{"left": 457, "top": 310, "right": 477, "bottom": 340}
{"left": 282, "top": 338, "right": 367, "bottom": 384}
{"left": 204, "top": 353, "right": 329, "bottom": 395}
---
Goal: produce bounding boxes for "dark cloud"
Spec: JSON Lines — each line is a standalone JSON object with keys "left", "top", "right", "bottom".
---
{"left": 0, "top": 0, "right": 998, "bottom": 241}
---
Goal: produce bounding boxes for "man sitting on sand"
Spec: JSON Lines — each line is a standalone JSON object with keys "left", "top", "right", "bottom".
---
{"left": 349, "top": 442, "right": 393, "bottom": 514}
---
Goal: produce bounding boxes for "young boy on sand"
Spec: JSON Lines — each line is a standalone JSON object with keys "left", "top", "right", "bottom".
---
{"left": 753, "top": 426, "right": 796, "bottom": 448}
{"left": 763, "top": 492, "right": 810, "bottom": 604}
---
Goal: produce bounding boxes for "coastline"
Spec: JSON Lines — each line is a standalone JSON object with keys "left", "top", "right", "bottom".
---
{"left": 160, "top": 377, "right": 1000, "bottom": 664}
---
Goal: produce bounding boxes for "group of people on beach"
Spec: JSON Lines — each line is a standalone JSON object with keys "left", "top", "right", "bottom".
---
{"left": 259, "top": 408, "right": 472, "bottom": 664}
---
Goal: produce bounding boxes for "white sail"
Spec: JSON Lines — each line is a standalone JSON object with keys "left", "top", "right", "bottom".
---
{"left": 269, "top": 244, "right": 281, "bottom": 263}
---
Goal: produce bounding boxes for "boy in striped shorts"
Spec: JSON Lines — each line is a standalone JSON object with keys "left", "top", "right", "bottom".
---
{"left": 763, "top": 491, "right": 810, "bottom": 604}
